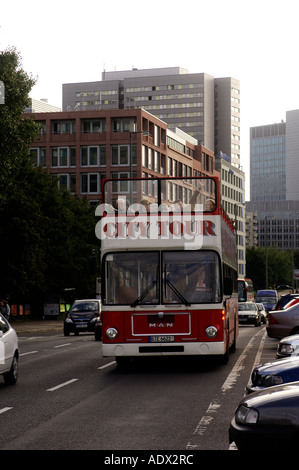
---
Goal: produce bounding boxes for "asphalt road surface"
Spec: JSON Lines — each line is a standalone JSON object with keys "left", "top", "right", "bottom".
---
{"left": 0, "top": 323, "right": 278, "bottom": 452}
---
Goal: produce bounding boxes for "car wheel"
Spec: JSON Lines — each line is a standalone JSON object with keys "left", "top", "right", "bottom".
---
{"left": 64, "top": 328, "right": 70, "bottom": 336}
{"left": 3, "top": 354, "right": 18, "bottom": 385}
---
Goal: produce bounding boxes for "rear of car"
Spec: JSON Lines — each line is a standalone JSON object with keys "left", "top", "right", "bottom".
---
{"left": 267, "top": 302, "right": 299, "bottom": 339}
{"left": 255, "top": 289, "right": 277, "bottom": 313}
{"left": 64, "top": 299, "right": 102, "bottom": 336}
{"left": 0, "top": 314, "right": 19, "bottom": 385}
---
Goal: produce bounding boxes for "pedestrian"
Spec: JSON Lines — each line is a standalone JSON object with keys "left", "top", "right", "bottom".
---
{"left": 0, "top": 300, "right": 10, "bottom": 322}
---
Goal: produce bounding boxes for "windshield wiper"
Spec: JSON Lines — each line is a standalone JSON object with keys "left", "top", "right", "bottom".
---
{"left": 131, "top": 280, "right": 157, "bottom": 307}
{"left": 165, "top": 279, "right": 190, "bottom": 306}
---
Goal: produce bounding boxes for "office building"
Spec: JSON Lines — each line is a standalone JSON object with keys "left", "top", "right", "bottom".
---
{"left": 216, "top": 152, "right": 246, "bottom": 276}
{"left": 62, "top": 67, "right": 240, "bottom": 167}
{"left": 248, "top": 110, "right": 299, "bottom": 250}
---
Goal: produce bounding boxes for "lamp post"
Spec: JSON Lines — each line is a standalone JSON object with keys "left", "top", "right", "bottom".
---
{"left": 265, "top": 215, "right": 274, "bottom": 289}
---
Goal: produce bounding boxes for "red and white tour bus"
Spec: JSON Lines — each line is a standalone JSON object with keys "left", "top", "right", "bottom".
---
{"left": 96, "top": 176, "right": 238, "bottom": 366}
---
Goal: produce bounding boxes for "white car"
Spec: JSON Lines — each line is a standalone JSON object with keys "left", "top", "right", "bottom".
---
{"left": 238, "top": 302, "right": 261, "bottom": 327}
{"left": 276, "top": 334, "right": 299, "bottom": 358}
{"left": 0, "top": 314, "right": 19, "bottom": 385}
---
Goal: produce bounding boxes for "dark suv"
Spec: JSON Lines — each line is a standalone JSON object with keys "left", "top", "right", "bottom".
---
{"left": 64, "top": 299, "right": 101, "bottom": 336}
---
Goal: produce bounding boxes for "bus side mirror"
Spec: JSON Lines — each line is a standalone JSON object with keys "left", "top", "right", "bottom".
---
{"left": 224, "top": 277, "right": 233, "bottom": 296}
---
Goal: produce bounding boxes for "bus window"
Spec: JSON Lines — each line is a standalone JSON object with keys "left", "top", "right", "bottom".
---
{"left": 162, "top": 251, "right": 221, "bottom": 304}
{"left": 238, "top": 278, "right": 254, "bottom": 302}
{"left": 104, "top": 252, "right": 159, "bottom": 305}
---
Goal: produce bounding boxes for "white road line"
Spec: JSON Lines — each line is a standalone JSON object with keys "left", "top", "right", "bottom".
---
{"left": 47, "top": 378, "right": 78, "bottom": 392}
{"left": 186, "top": 328, "right": 266, "bottom": 450}
{"left": 98, "top": 361, "right": 116, "bottom": 370}
{"left": 221, "top": 328, "right": 265, "bottom": 393}
{"left": 0, "top": 407, "right": 13, "bottom": 414}
{"left": 54, "top": 343, "right": 71, "bottom": 348}
{"left": 20, "top": 351, "right": 38, "bottom": 357}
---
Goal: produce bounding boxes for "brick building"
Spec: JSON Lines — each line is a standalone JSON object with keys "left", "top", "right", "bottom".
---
{"left": 29, "top": 108, "right": 219, "bottom": 204}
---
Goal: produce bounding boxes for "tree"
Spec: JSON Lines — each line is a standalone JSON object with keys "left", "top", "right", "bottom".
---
{"left": 0, "top": 48, "right": 99, "bottom": 313}
{"left": 246, "top": 246, "right": 292, "bottom": 290}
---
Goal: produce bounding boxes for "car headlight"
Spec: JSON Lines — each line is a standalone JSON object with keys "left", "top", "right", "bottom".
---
{"left": 205, "top": 326, "right": 218, "bottom": 338}
{"left": 106, "top": 327, "right": 118, "bottom": 340}
{"left": 264, "top": 374, "right": 284, "bottom": 387}
{"left": 65, "top": 316, "right": 73, "bottom": 323}
{"left": 278, "top": 344, "right": 294, "bottom": 355}
{"left": 236, "top": 404, "right": 259, "bottom": 425}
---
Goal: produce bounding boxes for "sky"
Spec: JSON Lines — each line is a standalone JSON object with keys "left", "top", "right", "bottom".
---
{"left": 1, "top": 0, "right": 299, "bottom": 198}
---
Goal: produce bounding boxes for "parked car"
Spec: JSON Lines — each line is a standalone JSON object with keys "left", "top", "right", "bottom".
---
{"left": 64, "top": 299, "right": 102, "bottom": 336}
{"left": 238, "top": 302, "right": 261, "bottom": 326}
{"left": 276, "top": 334, "right": 299, "bottom": 358}
{"left": 255, "top": 289, "right": 278, "bottom": 312}
{"left": 256, "top": 303, "right": 267, "bottom": 324}
{"left": 275, "top": 293, "right": 299, "bottom": 310}
{"left": 229, "top": 381, "right": 299, "bottom": 450}
{"left": 246, "top": 356, "right": 299, "bottom": 394}
{"left": 267, "top": 302, "right": 299, "bottom": 339}
{"left": 0, "top": 314, "right": 19, "bottom": 385}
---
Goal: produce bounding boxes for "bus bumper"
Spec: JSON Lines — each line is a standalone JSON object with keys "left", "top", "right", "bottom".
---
{"left": 102, "top": 341, "right": 226, "bottom": 357}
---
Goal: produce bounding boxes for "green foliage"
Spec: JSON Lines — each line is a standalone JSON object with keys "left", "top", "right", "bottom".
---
{"left": 0, "top": 48, "right": 99, "bottom": 308}
{"left": 246, "top": 246, "right": 293, "bottom": 290}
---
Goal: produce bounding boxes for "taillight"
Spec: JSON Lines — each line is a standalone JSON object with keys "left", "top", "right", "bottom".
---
{"left": 268, "top": 314, "right": 279, "bottom": 325}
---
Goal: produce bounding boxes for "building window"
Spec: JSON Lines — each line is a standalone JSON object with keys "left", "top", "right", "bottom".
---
{"left": 51, "top": 147, "right": 76, "bottom": 167}
{"left": 52, "top": 120, "right": 76, "bottom": 134}
{"left": 112, "top": 118, "right": 136, "bottom": 132}
{"left": 81, "top": 173, "right": 99, "bottom": 193}
{"left": 82, "top": 119, "right": 106, "bottom": 133}
{"left": 56, "top": 174, "right": 76, "bottom": 192}
{"left": 30, "top": 147, "right": 46, "bottom": 167}
{"left": 81, "top": 146, "right": 106, "bottom": 166}
{"left": 110, "top": 172, "right": 130, "bottom": 193}
{"left": 111, "top": 145, "right": 136, "bottom": 166}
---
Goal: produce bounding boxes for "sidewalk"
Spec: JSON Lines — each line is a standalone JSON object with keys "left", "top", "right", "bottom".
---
{"left": 10, "top": 318, "right": 64, "bottom": 334}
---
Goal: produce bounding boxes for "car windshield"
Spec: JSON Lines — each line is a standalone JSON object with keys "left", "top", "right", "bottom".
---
{"left": 239, "top": 303, "right": 256, "bottom": 311}
{"left": 103, "top": 250, "right": 221, "bottom": 305}
{"left": 71, "top": 302, "right": 99, "bottom": 312}
{"left": 256, "top": 296, "right": 276, "bottom": 303}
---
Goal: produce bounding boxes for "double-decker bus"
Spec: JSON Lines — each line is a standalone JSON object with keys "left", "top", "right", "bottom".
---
{"left": 96, "top": 176, "right": 238, "bottom": 366}
{"left": 238, "top": 278, "right": 254, "bottom": 302}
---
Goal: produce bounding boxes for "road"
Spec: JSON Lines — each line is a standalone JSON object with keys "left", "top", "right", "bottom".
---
{"left": 0, "top": 323, "right": 279, "bottom": 452}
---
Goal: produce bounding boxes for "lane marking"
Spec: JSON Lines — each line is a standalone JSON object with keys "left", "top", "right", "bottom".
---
{"left": 0, "top": 407, "right": 13, "bottom": 414}
{"left": 187, "top": 328, "right": 266, "bottom": 449}
{"left": 20, "top": 351, "right": 38, "bottom": 357}
{"left": 221, "top": 328, "right": 265, "bottom": 393}
{"left": 54, "top": 343, "right": 71, "bottom": 348}
{"left": 98, "top": 361, "right": 116, "bottom": 370}
{"left": 47, "top": 378, "right": 78, "bottom": 392}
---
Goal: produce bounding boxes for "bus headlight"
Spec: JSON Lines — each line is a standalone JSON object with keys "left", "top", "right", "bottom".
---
{"left": 106, "top": 327, "right": 119, "bottom": 340}
{"left": 205, "top": 326, "right": 218, "bottom": 338}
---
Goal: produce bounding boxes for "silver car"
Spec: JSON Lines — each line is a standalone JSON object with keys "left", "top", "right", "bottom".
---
{"left": 267, "top": 302, "right": 299, "bottom": 339}
{"left": 0, "top": 314, "right": 19, "bottom": 385}
{"left": 276, "top": 334, "right": 299, "bottom": 358}
{"left": 238, "top": 302, "right": 261, "bottom": 327}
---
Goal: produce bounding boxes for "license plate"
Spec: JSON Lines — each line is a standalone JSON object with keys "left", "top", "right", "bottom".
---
{"left": 76, "top": 324, "right": 87, "bottom": 328}
{"left": 149, "top": 335, "right": 175, "bottom": 343}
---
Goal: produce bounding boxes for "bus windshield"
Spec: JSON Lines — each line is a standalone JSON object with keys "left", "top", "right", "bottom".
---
{"left": 103, "top": 250, "right": 221, "bottom": 306}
